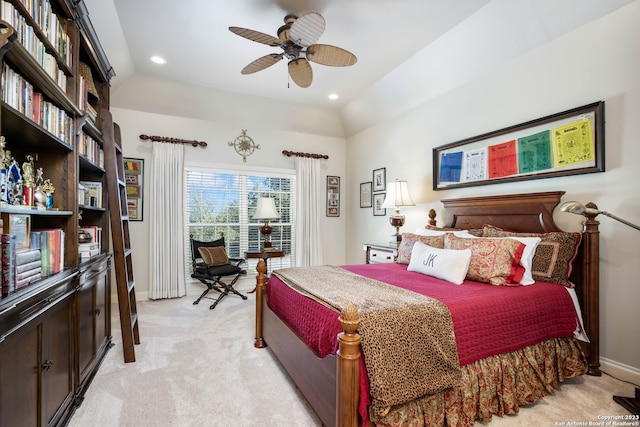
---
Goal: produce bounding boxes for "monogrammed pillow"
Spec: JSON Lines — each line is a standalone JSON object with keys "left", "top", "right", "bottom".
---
{"left": 407, "top": 241, "right": 471, "bottom": 285}
{"left": 396, "top": 233, "right": 445, "bottom": 265}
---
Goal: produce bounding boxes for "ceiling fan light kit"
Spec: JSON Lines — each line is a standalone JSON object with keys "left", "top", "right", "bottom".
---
{"left": 229, "top": 12, "right": 357, "bottom": 88}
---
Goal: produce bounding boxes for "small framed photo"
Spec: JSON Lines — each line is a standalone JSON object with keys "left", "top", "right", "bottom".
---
{"left": 124, "top": 157, "right": 144, "bottom": 221}
{"left": 360, "top": 182, "right": 372, "bottom": 208}
{"left": 326, "top": 175, "right": 340, "bottom": 217}
{"left": 373, "top": 167, "right": 386, "bottom": 192}
{"left": 373, "top": 193, "right": 386, "bottom": 216}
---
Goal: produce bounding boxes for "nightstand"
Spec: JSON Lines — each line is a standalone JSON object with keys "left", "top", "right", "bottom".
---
{"left": 363, "top": 243, "right": 398, "bottom": 264}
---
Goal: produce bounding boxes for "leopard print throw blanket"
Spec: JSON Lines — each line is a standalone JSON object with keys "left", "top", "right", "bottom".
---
{"left": 272, "top": 266, "right": 462, "bottom": 418}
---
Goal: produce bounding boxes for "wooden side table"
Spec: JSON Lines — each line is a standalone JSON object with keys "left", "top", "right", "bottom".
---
{"left": 245, "top": 249, "right": 285, "bottom": 293}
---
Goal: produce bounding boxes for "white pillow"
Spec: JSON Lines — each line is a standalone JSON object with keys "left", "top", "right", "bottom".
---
{"left": 407, "top": 241, "right": 472, "bottom": 285}
{"left": 505, "top": 236, "right": 541, "bottom": 285}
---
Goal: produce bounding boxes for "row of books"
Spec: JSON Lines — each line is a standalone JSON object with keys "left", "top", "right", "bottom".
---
{"left": 0, "top": 0, "right": 71, "bottom": 89}
{"left": 1, "top": 229, "right": 65, "bottom": 298}
{"left": 2, "top": 63, "right": 75, "bottom": 145}
{"left": 78, "top": 131, "right": 105, "bottom": 168}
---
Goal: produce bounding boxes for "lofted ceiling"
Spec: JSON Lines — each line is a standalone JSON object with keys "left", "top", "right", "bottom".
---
{"left": 83, "top": 0, "right": 493, "bottom": 106}
{"left": 83, "top": 0, "right": 635, "bottom": 137}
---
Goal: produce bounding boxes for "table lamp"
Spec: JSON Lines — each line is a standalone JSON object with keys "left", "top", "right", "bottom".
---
{"left": 253, "top": 197, "right": 280, "bottom": 249}
{"left": 381, "top": 179, "right": 415, "bottom": 244}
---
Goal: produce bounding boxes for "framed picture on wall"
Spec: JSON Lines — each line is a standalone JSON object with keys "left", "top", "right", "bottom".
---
{"left": 372, "top": 167, "right": 386, "bottom": 192}
{"left": 373, "top": 193, "right": 386, "bottom": 216}
{"left": 326, "top": 176, "right": 340, "bottom": 217}
{"left": 123, "top": 157, "right": 144, "bottom": 221}
{"left": 360, "top": 182, "right": 372, "bottom": 208}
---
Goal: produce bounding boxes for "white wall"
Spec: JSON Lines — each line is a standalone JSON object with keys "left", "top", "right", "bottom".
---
{"left": 346, "top": 2, "right": 640, "bottom": 382}
{"left": 111, "top": 107, "right": 347, "bottom": 300}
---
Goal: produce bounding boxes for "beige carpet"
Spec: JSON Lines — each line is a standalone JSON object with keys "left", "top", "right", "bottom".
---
{"left": 69, "top": 278, "right": 636, "bottom": 427}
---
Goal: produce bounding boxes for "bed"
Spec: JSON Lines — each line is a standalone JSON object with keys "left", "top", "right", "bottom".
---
{"left": 253, "top": 191, "right": 600, "bottom": 427}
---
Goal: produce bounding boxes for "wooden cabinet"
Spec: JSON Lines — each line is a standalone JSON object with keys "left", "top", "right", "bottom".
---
{"left": 364, "top": 243, "right": 398, "bottom": 264}
{"left": 0, "top": 273, "right": 76, "bottom": 427}
{"left": 0, "top": 1, "right": 114, "bottom": 425}
{"left": 76, "top": 254, "right": 111, "bottom": 395}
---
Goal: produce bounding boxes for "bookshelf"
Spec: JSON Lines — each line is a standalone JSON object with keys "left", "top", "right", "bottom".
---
{"left": 0, "top": 1, "right": 114, "bottom": 425}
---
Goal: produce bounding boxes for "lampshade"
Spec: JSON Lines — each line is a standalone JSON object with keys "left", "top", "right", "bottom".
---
{"left": 560, "top": 200, "right": 640, "bottom": 231}
{"left": 253, "top": 197, "right": 280, "bottom": 220}
{"left": 381, "top": 180, "right": 416, "bottom": 209}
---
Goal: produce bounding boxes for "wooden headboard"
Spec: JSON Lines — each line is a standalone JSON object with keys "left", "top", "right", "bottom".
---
{"left": 438, "top": 191, "right": 601, "bottom": 375}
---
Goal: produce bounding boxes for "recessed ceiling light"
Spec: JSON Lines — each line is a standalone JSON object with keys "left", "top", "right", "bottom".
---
{"left": 328, "top": 93, "right": 339, "bottom": 100}
{"left": 150, "top": 55, "right": 167, "bottom": 64}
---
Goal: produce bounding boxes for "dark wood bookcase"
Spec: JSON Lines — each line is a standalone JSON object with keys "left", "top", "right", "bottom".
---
{"left": 0, "top": 1, "right": 114, "bottom": 425}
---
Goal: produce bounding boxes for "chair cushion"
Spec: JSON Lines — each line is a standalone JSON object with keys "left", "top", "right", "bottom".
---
{"left": 198, "top": 246, "right": 229, "bottom": 266}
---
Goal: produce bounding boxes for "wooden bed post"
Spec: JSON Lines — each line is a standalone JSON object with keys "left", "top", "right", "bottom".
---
{"left": 583, "top": 203, "right": 601, "bottom": 376}
{"left": 254, "top": 259, "right": 267, "bottom": 348}
{"left": 337, "top": 303, "right": 361, "bottom": 427}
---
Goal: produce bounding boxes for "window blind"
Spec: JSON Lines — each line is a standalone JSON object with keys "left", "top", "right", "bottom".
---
{"left": 184, "top": 167, "right": 295, "bottom": 276}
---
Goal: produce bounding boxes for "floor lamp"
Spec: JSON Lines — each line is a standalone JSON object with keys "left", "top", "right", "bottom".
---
{"left": 560, "top": 200, "right": 640, "bottom": 415}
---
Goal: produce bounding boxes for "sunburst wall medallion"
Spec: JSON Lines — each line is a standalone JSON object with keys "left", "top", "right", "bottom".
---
{"left": 228, "top": 129, "right": 260, "bottom": 162}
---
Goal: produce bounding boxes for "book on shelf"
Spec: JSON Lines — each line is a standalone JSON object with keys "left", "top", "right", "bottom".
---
{"left": 2, "top": 233, "right": 16, "bottom": 297}
{"left": 15, "top": 248, "right": 41, "bottom": 265}
{"left": 16, "top": 259, "right": 42, "bottom": 274}
{"left": 79, "top": 242, "right": 100, "bottom": 261}
{"left": 16, "top": 266, "right": 42, "bottom": 281}
{"left": 30, "top": 229, "right": 64, "bottom": 277}
{"left": 79, "top": 181, "right": 103, "bottom": 208}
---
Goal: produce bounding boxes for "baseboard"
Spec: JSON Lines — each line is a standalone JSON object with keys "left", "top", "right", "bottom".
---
{"left": 601, "top": 357, "right": 640, "bottom": 386}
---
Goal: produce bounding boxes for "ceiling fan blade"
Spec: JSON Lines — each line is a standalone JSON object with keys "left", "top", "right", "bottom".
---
{"left": 288, "top": 58, "right": 313, "bottom": 88}
{"left": 306, "top": 44, "right": 357, "bottom": 67}
{"left": 241, "top": 54, "right": 283, "bottom": 74}
{"left": 229, "top": 26, "right": 281, "bottom": 46}
{"left": 289, "top": 12, "right": 325, "bottom": 47}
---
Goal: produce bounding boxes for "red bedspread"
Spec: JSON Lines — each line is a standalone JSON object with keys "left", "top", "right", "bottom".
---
{"left": 266, "top": 262, "right": 579, "bottom": 366}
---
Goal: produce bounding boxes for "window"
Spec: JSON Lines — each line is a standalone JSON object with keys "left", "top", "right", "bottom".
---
{"left": 185, "top": 167, "right": 295, "bottom": 275}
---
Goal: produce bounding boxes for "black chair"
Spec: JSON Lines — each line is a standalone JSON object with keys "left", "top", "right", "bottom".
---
{"left": 190, "top": 234, "right": 247, "bottom": 309}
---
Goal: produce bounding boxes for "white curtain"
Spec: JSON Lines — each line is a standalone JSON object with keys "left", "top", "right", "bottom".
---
{"left": 294, "top": 157, "right": 323, "bottom": 266}
{"left": 149, "top": 142, "right": 186, "bottom": 299}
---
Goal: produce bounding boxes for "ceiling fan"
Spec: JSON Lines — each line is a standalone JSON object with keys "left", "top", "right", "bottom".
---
{"left": 229, "top": 12, "right": 357, "bottom": 88}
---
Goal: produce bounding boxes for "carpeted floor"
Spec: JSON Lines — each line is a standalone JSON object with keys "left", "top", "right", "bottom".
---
{"left": 68, "top": 278, "right": 636, "bottom": 427}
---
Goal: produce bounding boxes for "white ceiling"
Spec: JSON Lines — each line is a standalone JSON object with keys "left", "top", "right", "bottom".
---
{"left": 84, "top": 0, "right": 493, "bottom": 106}
{"left": 83, "top": 0, "right": 635, "bottom": 135}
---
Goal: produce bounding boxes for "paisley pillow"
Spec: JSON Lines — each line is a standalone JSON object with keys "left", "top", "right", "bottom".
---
{"left": 396, "top": 233, "right": 445, "bottom": 265}
{"left": 443, "top": 233, "right": 525, "bottom": 286}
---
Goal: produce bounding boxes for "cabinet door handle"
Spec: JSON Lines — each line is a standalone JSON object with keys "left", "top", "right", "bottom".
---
{"left": 42, "top": 359, "right": 53, "bottom": 371}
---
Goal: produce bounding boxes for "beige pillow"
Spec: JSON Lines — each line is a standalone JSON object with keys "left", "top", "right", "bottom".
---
{"left": 396, "top": 233, "right": 445, "bottom": 265}
{"left": 198, "top": 246, "right": 229, "bottom": 266}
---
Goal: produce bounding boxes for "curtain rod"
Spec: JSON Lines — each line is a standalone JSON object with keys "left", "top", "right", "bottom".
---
{"left": 140, "top": 134, "right": 207, "bottom": 147}
{"left": 282, "top": 150, "right": 328, "bottom": 159}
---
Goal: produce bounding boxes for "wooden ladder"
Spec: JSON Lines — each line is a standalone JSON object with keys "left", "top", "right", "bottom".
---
{"left": 101, "top": 109, "right": 140, "bottom": 362}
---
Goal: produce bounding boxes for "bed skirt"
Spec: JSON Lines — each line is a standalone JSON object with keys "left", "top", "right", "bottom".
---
{"left": 372, "top": 337, "right": 587, "bottom": 427}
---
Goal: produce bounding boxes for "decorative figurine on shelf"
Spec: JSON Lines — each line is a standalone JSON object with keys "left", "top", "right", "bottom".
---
{"left": 41, "top": 178, "right": 55, "bottom": 209}
{"left": 34, "top": 168, "right": 47, "bottom": 209}
{"left": 1, "top": 137, "right": 12, "bottom": 204}
{"left": 7, "top": 159, "right": 21, "bottom": 205}
{"left": 22, "top": 154, "right": 35, "bottom": 206}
